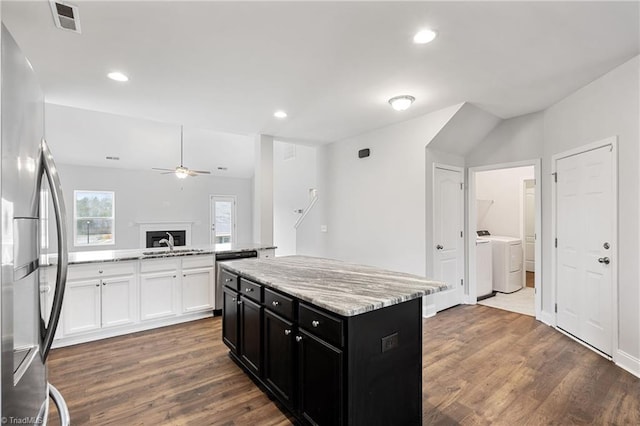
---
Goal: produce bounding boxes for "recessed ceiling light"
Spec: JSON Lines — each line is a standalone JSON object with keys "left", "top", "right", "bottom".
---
{"left": 388, "top": 95, "right": 415, "bottom": 111}
{"left": 274, "top": 110, "right": 287, "bottom": 119}
{"left": 107, "top": 71, "right": 129, "bottom": 82}
{"left": 217, "top": 166, "right": 228, "bottom": 171}
{"left": 413, "top": 29, "right": 437, "bottom": 44}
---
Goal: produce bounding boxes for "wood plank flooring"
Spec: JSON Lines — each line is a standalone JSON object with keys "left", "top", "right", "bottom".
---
{"left": 46, "top": 306, "right": 640, "bottom": 425}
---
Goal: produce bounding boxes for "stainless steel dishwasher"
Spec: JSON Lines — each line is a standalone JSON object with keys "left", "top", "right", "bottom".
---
{"left": 214, "top": 250, "right": 258, "bottom": 315}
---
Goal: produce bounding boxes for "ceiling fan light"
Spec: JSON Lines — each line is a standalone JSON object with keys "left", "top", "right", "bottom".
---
{"left": 175, "top": 167, "right": 189, "bottom": 179}
{"left": 388, "top": 95, "right": 415, "bottom": 111}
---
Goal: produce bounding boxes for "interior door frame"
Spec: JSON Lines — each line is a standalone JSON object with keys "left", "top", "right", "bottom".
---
{"left": 521, "top": 178, "right": 536, "bottom": 275}
{"left": 209, "top": 194, "right": 237, "bottom": 245}
{"left": 551, "top": 136, "right": 618, "bottom": 359}
{"left": 468, "top": 159, "right": 542, "bottom": 318}
{"left": 432, "top": 163, "right": 465, "bottom": 305}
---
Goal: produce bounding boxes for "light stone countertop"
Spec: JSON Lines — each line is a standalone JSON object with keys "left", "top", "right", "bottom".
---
{"left": 42, "top": 243, "right": 276, "bottom": 266}
{"left": 220, "top": 255, "right": 447, "bottom": 317}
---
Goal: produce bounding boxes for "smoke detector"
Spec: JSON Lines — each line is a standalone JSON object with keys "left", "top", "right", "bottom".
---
{"left": 49, "top": 1, "right": 81, "bottom": 34}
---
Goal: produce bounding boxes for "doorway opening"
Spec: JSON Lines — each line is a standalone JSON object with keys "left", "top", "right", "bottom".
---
{"left": 210, "top": 195, "right": 236, "bottom": 247}
{"left": 468, "top": 160, "right": 541, "bottom": 319}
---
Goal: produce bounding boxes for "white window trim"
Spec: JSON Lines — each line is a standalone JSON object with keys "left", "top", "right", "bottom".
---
{"left": 73, "top": 190, "right": 116, "bottom": 247}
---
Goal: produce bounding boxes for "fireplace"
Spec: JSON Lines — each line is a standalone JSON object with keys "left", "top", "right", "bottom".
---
{"left": 145, "top": 230, "right": 187, "bottom": 248}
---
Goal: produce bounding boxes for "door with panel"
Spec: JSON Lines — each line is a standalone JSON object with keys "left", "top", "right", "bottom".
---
{"left": 101, "top": 274, "right": 136, "bottom": 328}
{"left": 523, "top": 179, "right": 536, "bottom": 272}
{"left": 433, "top": 166, "right": 464, "bottom": 311}
{"left": 556, "top": 144, "right": 613, "bottom": 356}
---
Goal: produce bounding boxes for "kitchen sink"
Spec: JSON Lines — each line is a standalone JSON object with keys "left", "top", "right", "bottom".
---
{"left": 142, "top": 249, "right": 205, "bottom": 256}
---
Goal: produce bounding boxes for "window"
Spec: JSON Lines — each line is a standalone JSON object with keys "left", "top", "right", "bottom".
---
{"left": 74, "top": 190, "right": 115, "bottom": 246}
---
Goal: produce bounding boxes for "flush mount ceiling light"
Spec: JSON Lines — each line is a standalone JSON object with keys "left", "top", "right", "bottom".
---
{"left": 388, "top": 95, "right": 415, "bottom": 111}
{"left": 107, "top": 71, "right": 129, "bottom": 82}
{"left": 274, "top": 110, "right": 287, "bottom": 119}
{"left": 413, "top": 29, "right": 437, "bottom": 44}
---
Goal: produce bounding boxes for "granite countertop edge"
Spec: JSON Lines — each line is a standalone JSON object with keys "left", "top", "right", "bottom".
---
{"left": 42, "top": 245, "right": 276, "bottom": 266}
{"left": 220, "top": 256, "right": 448, "bottom": 317}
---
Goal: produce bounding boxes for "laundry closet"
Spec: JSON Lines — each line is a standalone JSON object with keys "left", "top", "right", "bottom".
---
{"left": 474, "top": 166, "right": 535, "bottom": 315}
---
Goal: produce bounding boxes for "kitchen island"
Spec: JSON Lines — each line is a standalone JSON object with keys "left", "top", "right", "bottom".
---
{"left": 220, "top": 255, "right": 446, "bottom": 426}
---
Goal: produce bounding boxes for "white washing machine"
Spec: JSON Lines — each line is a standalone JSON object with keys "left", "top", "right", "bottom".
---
{"left": 478, "top": 232, "right": 523, "bottom": 293}
{"left": 476, "top": 239, "right": 493, "bottom": 298}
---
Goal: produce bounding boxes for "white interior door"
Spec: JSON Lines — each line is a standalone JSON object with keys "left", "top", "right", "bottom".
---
{"left": 210, "top": 195, "right": 236, "bottom": 245}
{"left": 433, "top": 166, "right": 464, "bottom": 311}
{"left": 523, "top": 179, "right": 536, "bottom": 272}
{"left": 556, "top": 145, "right": 613, "bottom": 356}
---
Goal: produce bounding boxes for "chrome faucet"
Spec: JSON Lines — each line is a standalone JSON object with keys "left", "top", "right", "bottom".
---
{"left": 159, "top": 232, "right": 175, "bottom": 251}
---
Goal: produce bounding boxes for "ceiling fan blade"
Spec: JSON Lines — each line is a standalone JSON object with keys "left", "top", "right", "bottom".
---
{"left": 191, "top": 170, "right": 211, "bottom": 174}
{"left": 160, "top": 172, "right": 175, "bottom": 175}
{"left": 152, "top": 167, "right": 175, "bottom": 172}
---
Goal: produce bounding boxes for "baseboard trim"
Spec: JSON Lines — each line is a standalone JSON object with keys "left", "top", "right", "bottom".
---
{"left": 538, "top": 310, "right": 555, "bottom": 327}
{"left": 616, "top": 349, "right": 640, "bottom": 378}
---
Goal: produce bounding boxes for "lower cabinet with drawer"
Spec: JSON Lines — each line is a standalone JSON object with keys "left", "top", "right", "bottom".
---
{"left": 221, "top": 268, "right": 422, "bottom": 425}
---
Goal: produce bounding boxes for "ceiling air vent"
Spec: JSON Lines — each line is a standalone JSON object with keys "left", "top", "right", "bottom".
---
{"left": 49, "top": 1, "right": 81, "bottom": 34}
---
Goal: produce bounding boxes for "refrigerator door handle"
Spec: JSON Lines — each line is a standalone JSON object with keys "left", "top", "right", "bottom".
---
{"left": 49, "top": 383, "right": 70, "bottom": 426}
{"left": 40, "top": 139, "right": 68, "bottom": 360}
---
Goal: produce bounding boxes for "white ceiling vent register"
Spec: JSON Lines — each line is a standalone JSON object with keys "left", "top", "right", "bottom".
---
{"left": 49, "top": 1, "right": 81, "bottom": 34}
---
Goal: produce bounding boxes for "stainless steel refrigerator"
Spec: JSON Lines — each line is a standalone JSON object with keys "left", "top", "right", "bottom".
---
{"left": 1, "top": 24, "right": 70, "bottom": 425}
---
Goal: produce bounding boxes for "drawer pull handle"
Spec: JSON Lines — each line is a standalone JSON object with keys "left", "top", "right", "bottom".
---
{"left": 225, "top": 278, "right": 233, "bottom": 282}
{"left": 272, "top": 301, "right": 280, "bottom": 306}
{"left": 284, "top": 329, "right": 292, "bottom": 336}
{"left": 245, "top": 288, "right": 254, "bottom": 292}
{"left": 312, "top": 320, "right": 320, "bottom": 328}
{"left": 295, "top": 336, "right": 303, "bottom": 342}
{"left": 98, "top": 270, "right": 103, "bottom": 274}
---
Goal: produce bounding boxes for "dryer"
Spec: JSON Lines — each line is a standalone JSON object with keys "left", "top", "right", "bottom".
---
{"left": 477, "top": 232, "right": 523, "bottom": 293}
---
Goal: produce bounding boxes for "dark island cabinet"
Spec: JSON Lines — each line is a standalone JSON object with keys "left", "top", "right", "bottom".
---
{"left": 239, "top": 295, "right": 263, "bottom": 376}
{"left": 298, "top": 329, "right": 343, "bottom": 425}
{"left": 222, "top": 287, "right": 239, "bottom": 353}
{"left": 263, "top": 310, "right": 295, "bottom": 409}
{"left": 221, "top": 268, "right": 423, "bottom": 426}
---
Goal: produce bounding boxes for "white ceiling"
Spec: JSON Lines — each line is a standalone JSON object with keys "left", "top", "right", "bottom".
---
{"left": 3, "top": 1, "right": 639, "bottom": 169}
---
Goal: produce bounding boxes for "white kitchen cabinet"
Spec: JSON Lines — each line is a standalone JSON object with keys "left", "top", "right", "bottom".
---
{"left": 101, "top": 275, "right": 136, "bottom": 327}
{"left": 139, "top": 258, "right": 180, "bottom": 321}
{"left": 140, "top": 272, "right": 178, "bottom": 320}
{"left": 258, "top": 248, "right": 275, "bottom": 259}
{"left": 63, "top": 278, "right": 101, "bottom": 335}
{"left": 62, "top": 262, "right": 137, "bottom": 337}
{"left": 182, "top": 267, "right": 214, "bottom": 313}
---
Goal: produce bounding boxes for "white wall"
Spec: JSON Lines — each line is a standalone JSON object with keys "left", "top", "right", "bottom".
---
{"left": 55, "top": 164, "right": 253, "bottom": 251}
{"left": 273, "top": 141, "right": 317, "bottom": 256}
{"left": 299, "top": 104, "right": 461, "bottom": 276}
{"left": 543, "top": 55, "right": 639, "bottom": 369}
{"left": 475, "top": 166, "right": 534, "bottom": 238}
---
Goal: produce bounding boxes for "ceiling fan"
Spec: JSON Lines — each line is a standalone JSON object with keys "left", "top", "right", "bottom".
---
{"left": 152, "top": 125, "right": 211, "bottom": 178}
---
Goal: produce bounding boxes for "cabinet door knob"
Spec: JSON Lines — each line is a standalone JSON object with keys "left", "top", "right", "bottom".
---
{"left": 231, "top": 297, "right": 236, "bottom": 302}
{"left": 272, "top": 300, "right": 280, "bottom": 306}
{"left": 173, "top": 275, "right": 177, "bottom": 278}
{"left": 295, "top": 336, "right": 303, "bottom": 342}
{"left": 245, "top": 288, "right": 254, "bottom": 292}
{"left": 95, "top": 283, "right": 100, "bottom": 287}
{"left": 311, "top": 320, "right": 320, "bottom": 327}
{"left": 102, "top": 282, "right": 107, "bottom": 286}
{"left": 237, "top": 300, "right": 242, "bottom": 305}
{"left": 284, "top": 329, "right": 292, "bottom": 336}
{"left": 98, "top": 270, "right": 103, "bottom": 274}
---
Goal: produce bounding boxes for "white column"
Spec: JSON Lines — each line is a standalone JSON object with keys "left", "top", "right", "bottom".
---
{"left": 253, "top": 134, "right": 274, "bottom": 245}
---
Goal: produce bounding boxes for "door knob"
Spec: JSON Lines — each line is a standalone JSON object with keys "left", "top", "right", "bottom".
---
{"left": 598, "top": 257, "right": 610, "bottom": 265}
{"left": 436, "top": 245, "right": 443, "bottom": 250}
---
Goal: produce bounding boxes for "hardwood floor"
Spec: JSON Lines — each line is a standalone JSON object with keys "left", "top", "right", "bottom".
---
{"left": 526, "top": 271, "right": 534, "bottom": 288}
{"left": 46, "top": 306, "right": 640, "bottom": 425}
